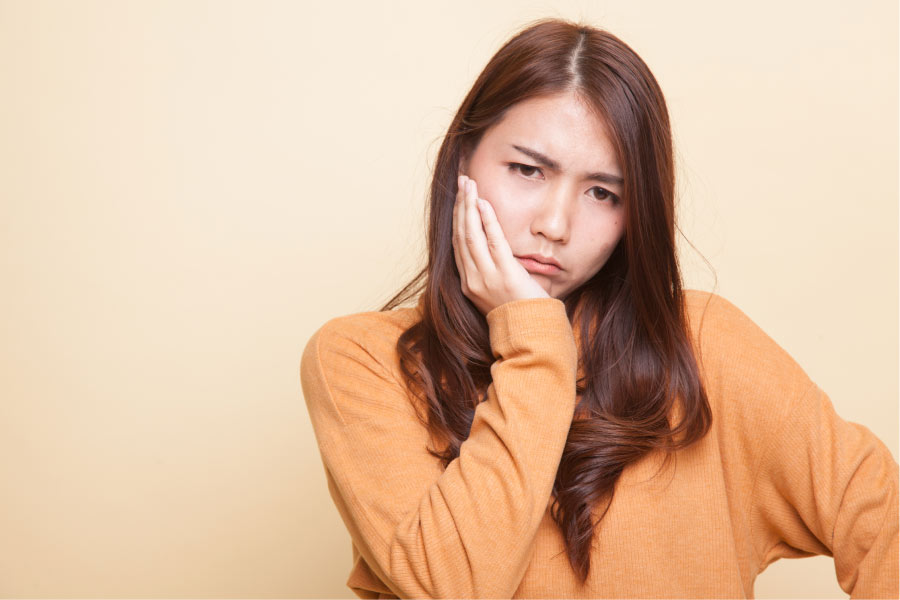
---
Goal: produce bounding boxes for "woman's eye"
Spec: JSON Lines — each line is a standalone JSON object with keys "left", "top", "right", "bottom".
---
{"left": 509, "top": 162, "right": 542, "bottom": 178}
{"left": 508, "top": 163, "right": 620, "bottom": 205}
{"left": 590, "top": 187, "right": 619, "bottom": 204}
{"left": 591, "top": 187, "right": 621, "bottom": 205}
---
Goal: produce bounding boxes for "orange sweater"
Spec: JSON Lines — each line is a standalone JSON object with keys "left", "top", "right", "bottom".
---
{"left": 300, "top": 290, "right": 899, "bottom": 598}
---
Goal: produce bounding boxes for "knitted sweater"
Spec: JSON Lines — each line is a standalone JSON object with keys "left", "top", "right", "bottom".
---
{"left": 300, "top": 290, "right": 898, "bottom": 598}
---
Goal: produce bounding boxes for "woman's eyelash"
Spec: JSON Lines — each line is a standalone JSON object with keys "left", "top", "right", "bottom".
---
{"left": 590, "top": 187, "right": 620, "bottom": 204}
{"left": 507, "top": 162, "right": 620, "bottom": 204}
{"left": 508, "top": 162, "right": 541, "bottom": 177}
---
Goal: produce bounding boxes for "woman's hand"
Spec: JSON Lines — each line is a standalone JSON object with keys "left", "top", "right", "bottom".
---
{"left": 452, "top": 174, "right": 550, "bottom": 315}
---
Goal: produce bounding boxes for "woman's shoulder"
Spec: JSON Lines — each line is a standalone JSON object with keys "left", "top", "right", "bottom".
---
{"left": 312, "top": 301, "right": 422, "bottom": 345}
{"left": 300, "top": 301, "right": 425, "bottom": 428}
{"left": 683, "top": 289, "right": 789, "bottom": 353}
{"left": 302, "top": 300, "right": 423, "bottom": 381}
{"left": 683, "top": 288, "right": 752, "bottom": 331}
{"left": 681, "top": 289, "right": 813, "bottom": 405}
{"left": 682, "top": 289, "right": 763, "bottom": 357}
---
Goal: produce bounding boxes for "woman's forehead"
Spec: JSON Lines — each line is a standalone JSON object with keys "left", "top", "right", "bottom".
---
{"left": 480, "top": 93, "right": 621, "bottom": 177}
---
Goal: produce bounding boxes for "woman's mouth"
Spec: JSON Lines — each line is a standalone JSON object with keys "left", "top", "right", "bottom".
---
{"left": 515, "top": 256, "right": 562, "bottom": 275}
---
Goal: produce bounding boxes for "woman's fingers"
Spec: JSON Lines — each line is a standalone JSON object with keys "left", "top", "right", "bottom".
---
{"left": 475, "top": 196, "right": 517, "bottom": 272}
{"left": 453, "top": 176, "right": 477, "bottom": 288}
{"left": 463, "top": 179, "right": 498, "bottom": 278}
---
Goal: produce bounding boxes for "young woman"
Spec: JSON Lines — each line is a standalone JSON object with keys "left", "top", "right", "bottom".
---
{"left": 301, "top": 18, "right": 898, "bottom": 598}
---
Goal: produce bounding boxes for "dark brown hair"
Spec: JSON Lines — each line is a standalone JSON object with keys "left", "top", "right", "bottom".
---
{"left": 380, "top": 18, "right": 712, "bottom": 583}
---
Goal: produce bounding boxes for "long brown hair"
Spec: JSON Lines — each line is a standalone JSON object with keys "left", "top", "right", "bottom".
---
{"left": 380, "top": 18, "right": 712, "bottom": 583}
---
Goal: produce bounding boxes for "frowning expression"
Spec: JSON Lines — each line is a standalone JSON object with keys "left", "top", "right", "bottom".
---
{"left": 459, "top": 91, "right": 626, "bottom": 300}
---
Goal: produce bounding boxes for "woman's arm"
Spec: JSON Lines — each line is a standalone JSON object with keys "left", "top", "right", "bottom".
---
{"left": 699, "top": 293, "right": 900, "bottom": 597}
{"left": 751, "top": 382, "right": 899, "bottom": 597}
{"left": 301, "top": 297, "right": 577, "bottom": 598}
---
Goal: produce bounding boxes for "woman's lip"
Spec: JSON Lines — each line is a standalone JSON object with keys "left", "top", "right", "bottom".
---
{"left": 516, "top": 256, "right": 562, "bottom": 275}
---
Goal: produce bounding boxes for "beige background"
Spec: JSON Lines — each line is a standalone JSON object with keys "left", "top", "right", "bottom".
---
{"left": 0, "top": 0, "right": 896, "bottom": 597}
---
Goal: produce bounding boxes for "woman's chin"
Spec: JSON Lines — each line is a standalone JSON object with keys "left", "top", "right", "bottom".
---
{"left": 538, "top": 279, "right": 569, "bottom": 301}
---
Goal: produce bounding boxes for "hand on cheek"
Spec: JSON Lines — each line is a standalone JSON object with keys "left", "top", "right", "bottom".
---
{"left": 451, "top": 175, "right": 549, "bottom": 316}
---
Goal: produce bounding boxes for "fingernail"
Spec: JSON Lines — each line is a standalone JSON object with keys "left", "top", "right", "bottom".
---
{"left": 466, "top": 180, "right": 474, "bottom": 195}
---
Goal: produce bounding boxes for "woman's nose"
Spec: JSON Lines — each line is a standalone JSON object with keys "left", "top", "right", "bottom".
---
{"left": 529, "top": 183, "right": 572, "bottom": 243}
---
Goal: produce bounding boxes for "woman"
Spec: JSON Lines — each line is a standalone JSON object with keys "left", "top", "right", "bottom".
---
{"left": 301, "top": 18, "right": 897, "bottom": 598}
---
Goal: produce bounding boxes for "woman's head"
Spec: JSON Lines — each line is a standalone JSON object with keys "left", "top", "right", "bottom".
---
{"left": 430, "top": 18, "right": 677, "bottom": 319}
{"left": 458, "top": 90, "right": 626, "bottom": 300}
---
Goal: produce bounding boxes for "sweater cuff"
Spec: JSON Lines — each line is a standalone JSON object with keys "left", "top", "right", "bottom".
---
{"left": 486, "top": 297, "right": 575, "bottom": 360}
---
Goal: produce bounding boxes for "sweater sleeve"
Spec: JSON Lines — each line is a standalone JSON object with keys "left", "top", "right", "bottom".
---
{"left": 750, "top": 375, "right": 899, "bottom": 597}
{"left": 300, "top": 298, "right": 578, "bottom": 599}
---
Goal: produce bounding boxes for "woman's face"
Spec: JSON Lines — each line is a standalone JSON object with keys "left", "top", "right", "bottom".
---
{"left": 459, "top": 91, "right": 626, "bottom": 300}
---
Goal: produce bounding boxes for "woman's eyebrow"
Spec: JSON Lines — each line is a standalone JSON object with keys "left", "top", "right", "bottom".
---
{"left": 511, "top": 144, "right": 624, "bottom": 187}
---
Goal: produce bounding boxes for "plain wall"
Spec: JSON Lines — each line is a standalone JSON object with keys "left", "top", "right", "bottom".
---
{"left": 0, "top": 0, "right": 896, "bottom": 597}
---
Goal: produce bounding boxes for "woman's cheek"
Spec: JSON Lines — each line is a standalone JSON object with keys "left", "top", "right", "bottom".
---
{"left": 486, "top": 196, "right": 512, "bottom": 229}
{"left": 486, "top": 176, "right": 532, "bottom": 209}
{"left": 477, "top": 180, "right": 510, "bottom": 217}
